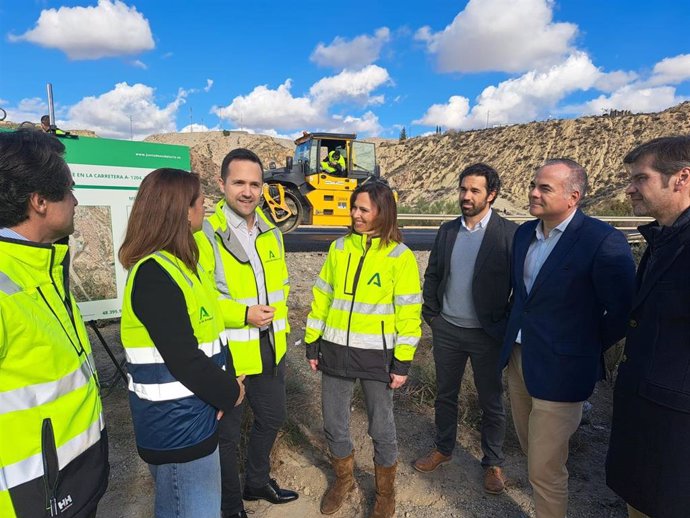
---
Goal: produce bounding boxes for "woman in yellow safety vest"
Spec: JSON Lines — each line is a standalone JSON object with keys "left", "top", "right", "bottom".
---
{"left": 305, "top": 180, "right": 422, "bottom": 518}
{"left": 119, "top": 169, "right": 245, "bottom": 518}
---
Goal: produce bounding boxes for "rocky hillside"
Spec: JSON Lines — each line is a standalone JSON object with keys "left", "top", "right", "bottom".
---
{"left": 148, "top": 102, "right": 690, "bottom": 213}
{"left": 145, "top": 130, "right": 293, "bottom": 200}
{"left": 379, "top": 102, "right": 690, "bottom": 213}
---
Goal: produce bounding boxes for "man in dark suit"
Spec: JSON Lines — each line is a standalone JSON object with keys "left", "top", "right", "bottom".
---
{"left": 413, "top": 163, "right": 517, "bottom": 494}
{"left": 606, "top": 136, "right": 690, "bottom": 518}
{"left": 500, "top": 159, "right": 636, "bottom": 518}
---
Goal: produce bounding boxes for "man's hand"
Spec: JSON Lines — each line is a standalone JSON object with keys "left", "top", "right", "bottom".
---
{"left": 308, "top": 359, "right": 319, "bottom": 372}
{"left": 247, "top": 305, "right": 276, "bottom": 327}
{"left": 234, "top": 375, "right": 246, "bottom": 407}
{"left": 389, "top": 374, "right": 407, "bottom": 389}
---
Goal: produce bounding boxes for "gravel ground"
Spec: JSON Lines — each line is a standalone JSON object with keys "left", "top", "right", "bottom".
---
{"left": 91, "top": 250, "right": 628, "bottom": 518}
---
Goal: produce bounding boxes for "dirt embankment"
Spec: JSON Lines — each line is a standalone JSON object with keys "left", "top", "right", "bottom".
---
{"left": 144, "top": 102, "right": 690, "bottom": 216}
{"left": 93, "top": 251, "right": 628, "bottom": 518}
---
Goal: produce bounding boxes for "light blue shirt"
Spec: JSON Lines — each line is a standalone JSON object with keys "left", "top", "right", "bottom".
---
{"left": 516, "top": 209, "right": 577, "bottom": 343}
{"left": 0, "top": 228, "right": 28, "bottom": 240}
{"left": 461, "top": 207, "right": 492, "bottom": 233}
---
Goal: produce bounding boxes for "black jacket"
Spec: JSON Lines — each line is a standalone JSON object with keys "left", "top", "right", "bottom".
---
{"left": 606, "top": 208, "right": 690, "bottom": 518}
{"left": 422, "top": 211, "right": 517, "bottom": 342}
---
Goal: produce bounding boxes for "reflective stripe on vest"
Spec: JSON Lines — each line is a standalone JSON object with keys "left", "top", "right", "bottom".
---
{"left": 323, "top": 327, "right": 398, "bottom": 350}
{"left": 0, "top": 355, "right": 95, "bottom": 414}
{"left": 0, "top": 272, "right": 21, "bottom": 295}
{"left": 0, "top": 413, "right": 104, "bottom": 491}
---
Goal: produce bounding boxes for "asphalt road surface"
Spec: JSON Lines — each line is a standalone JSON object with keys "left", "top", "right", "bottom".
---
{"left": 283, "top": 227, "right": 438, "bottom": 252}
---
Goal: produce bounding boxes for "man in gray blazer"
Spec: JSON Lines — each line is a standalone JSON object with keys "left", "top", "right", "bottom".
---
{"left": 413, "top": 163, "right": 517, "bottom": 494}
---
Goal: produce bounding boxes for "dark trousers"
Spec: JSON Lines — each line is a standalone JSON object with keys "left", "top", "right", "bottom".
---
{"left": 219, "top": 334, "right": 287, "bottom": 515}
{"left": 432, "top": 316, "right": 505, "bottom": 467}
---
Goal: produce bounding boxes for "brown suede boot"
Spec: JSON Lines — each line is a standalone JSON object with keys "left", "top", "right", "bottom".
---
{"left": 371, "top": 462, "right": 397, "bottom": 518}
{"left": 320, "top": 451, "right": 356, "bottom": 515}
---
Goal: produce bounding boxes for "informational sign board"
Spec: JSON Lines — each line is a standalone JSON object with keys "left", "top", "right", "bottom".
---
{"left": 62, "top": 135, "right": 191, "bottom": 321}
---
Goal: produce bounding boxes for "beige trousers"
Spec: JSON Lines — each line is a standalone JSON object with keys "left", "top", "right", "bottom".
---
{"left": 507, "top": 345, "right": 583, "bottom": 518}
{"left": 627, "top": 504, "right": 651, "bottom": 518}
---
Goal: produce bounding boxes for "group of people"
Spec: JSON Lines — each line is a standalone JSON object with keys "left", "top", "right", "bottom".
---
{"left": 0, "top": 127, "right": 688, "bottom": 518}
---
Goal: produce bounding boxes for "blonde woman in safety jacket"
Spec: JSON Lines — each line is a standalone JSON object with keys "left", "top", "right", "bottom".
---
{"left": 305, "top": 180, "right": 422, "bottom": 518}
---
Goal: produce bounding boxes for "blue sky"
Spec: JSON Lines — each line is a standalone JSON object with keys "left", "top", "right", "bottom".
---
{"left": 1, "top": 0, "right": 688, "bottom": 140}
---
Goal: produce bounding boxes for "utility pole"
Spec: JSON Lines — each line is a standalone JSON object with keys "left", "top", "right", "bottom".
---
{"left": 129, "top": 115, "right": 133, "bottom": 140}
{"left": 486, "top": 110, "right": 490, "bottom": 129}
{"left": 189, "top": 106, "right": 193, "bottom": 132}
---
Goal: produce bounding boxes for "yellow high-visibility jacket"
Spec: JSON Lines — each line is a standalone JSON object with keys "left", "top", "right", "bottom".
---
{"left": 305, "top": 233, "right": 422, "bottom": 382}
{"left": 0, "top": 237, "right": 108, "bottom": 518}
{"left": 196, "top": 201, "right": 290, "bottom": 375}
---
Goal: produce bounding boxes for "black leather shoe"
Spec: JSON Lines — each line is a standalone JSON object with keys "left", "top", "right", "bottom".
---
{"left": 243, "top": 478, "right": 299, "bottom": 504}
{"left": 222, "top": 511, "right": 247, "bottom": 518}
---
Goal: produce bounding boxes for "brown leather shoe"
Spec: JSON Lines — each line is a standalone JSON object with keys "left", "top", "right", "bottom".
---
{"left": 483, "top": 466, "right": 506, "bottom": 494}
{"left": 412, "top": 449, "right": 451, "bottom": 473}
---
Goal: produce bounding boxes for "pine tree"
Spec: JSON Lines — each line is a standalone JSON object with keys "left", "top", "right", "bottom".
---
{"left": 399, "top": 126, "right": 407, "bottom": 142}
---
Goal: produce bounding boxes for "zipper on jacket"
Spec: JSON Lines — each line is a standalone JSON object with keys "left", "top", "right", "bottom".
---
{"left": 41, "top": 418, "right": 60, "bottom": 517}
{"left": 344, "top": 240, "right": 370, "bottom": 375}
{"left": 381, "top": 320, "right": 389, "bottom": 372}
{"left": 37, "top": 248, "right": 98, "bottom": 385}
{"left": 254, "top": 228, "right": 278, "bottom": 376}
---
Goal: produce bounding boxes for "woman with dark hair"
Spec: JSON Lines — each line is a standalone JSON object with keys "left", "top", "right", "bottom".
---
{"left": 305, "top": 180, "right": 422, "bottom": 518}
{"left": 119, "top": 168, "right": 244, "bottom": 518}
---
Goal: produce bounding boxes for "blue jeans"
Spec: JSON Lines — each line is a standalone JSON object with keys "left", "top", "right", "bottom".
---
{"left": 148, "top": 448, "right": 221, "bottom": 518}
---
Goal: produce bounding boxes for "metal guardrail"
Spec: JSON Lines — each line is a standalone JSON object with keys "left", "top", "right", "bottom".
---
{"left": 397, "top": 213, "right": 653, "bottom": 224}
{"left": 397, "top": 214, "right": 653, "bottom": 244}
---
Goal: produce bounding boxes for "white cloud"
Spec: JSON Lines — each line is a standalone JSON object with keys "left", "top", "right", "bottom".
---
{"left": 212, "top": 79, "right": 323, "bottom": 130}
{"left": 180, "top": 123, "right": 220, "bottom": 133}
{"left": 8, "top": 0, "right": 154, "bottom": 60}
{"left": 415, "top": 0, "right": 577, "bottom": 73}
{"left": 212, "top": 66, "right": 391, "bottom": 135}
{"left": 2, "top": 98, "right": 51, "bottom": 124}
{"left": 309, "top": 65, "right": 391, "bottom": 107}
{"left": 204, "top": 79, "right": 214, "bottom": 92}
{"left": 131, "top": 59, "right": 148, "bottom": 69}
{"left": 648, "top": 54, "right": 690, "bottom": 86}
{"left": 594, "top": 70, "right": 639, "bottom": 93}
{"left": 576, "top": 86, "right": 687, "bottom": 116}
{"left": 311, "top": 27, "right": 391, "bottom": 70}
{"left": 331, "top": 112, "right": 383, "bottom": 135}
{"left": 413, "top": 96, "right": 471, "bottom": 129}
{"left": 63, "top": 82, "right": 184, "bottom": 139}
{"left": 415, "top": 52, "right": 600, "bottom": 129}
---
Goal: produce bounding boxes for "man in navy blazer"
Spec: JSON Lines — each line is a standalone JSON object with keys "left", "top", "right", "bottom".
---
{"left": 499, "top": 159, "right": 636, "bottom": 518}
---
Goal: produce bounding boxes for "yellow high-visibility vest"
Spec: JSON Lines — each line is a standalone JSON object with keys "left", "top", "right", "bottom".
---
{"left": 196, "top": 201, "right": 290, "bottom": 375}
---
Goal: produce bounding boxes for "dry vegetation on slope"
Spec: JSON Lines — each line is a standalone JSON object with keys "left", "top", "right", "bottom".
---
{"left": 378, "top": 102, "right": 690, "bottom": 213}
{"left": 142, "top": 103, "right": 690, "bottom": 214}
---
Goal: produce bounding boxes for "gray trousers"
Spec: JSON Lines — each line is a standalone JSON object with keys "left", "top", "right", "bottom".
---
{"left": 432, "top": 316, "right": 506, "bottom": 467}
{"left": 321, "top": 372, "right": 398, "bottom": 467}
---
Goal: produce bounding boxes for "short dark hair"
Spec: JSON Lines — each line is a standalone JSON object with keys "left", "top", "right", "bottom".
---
{"left": 458, "top": 163, "right": 501, "bottom": 201}
{"left": 541, "top": 158, "right": 588, "bottom": 201}
{"left": 41, "top": 115, "right": 50, "bottom": 125}
{"left": 623, "top": 136, "right": 690, "bottom": 176}
{"left": 348, "top": 179, "right": 402, "bottom": 247}
{"left": 220, "top": 148, "right": 264, "bottom": 181}
{"left": 0, "top": 129, "right": 72, "bottom": 227}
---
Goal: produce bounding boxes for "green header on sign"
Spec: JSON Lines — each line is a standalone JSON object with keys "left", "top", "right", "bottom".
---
{"left": 62, "top": 135, "right": 191, "bottom": 169}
